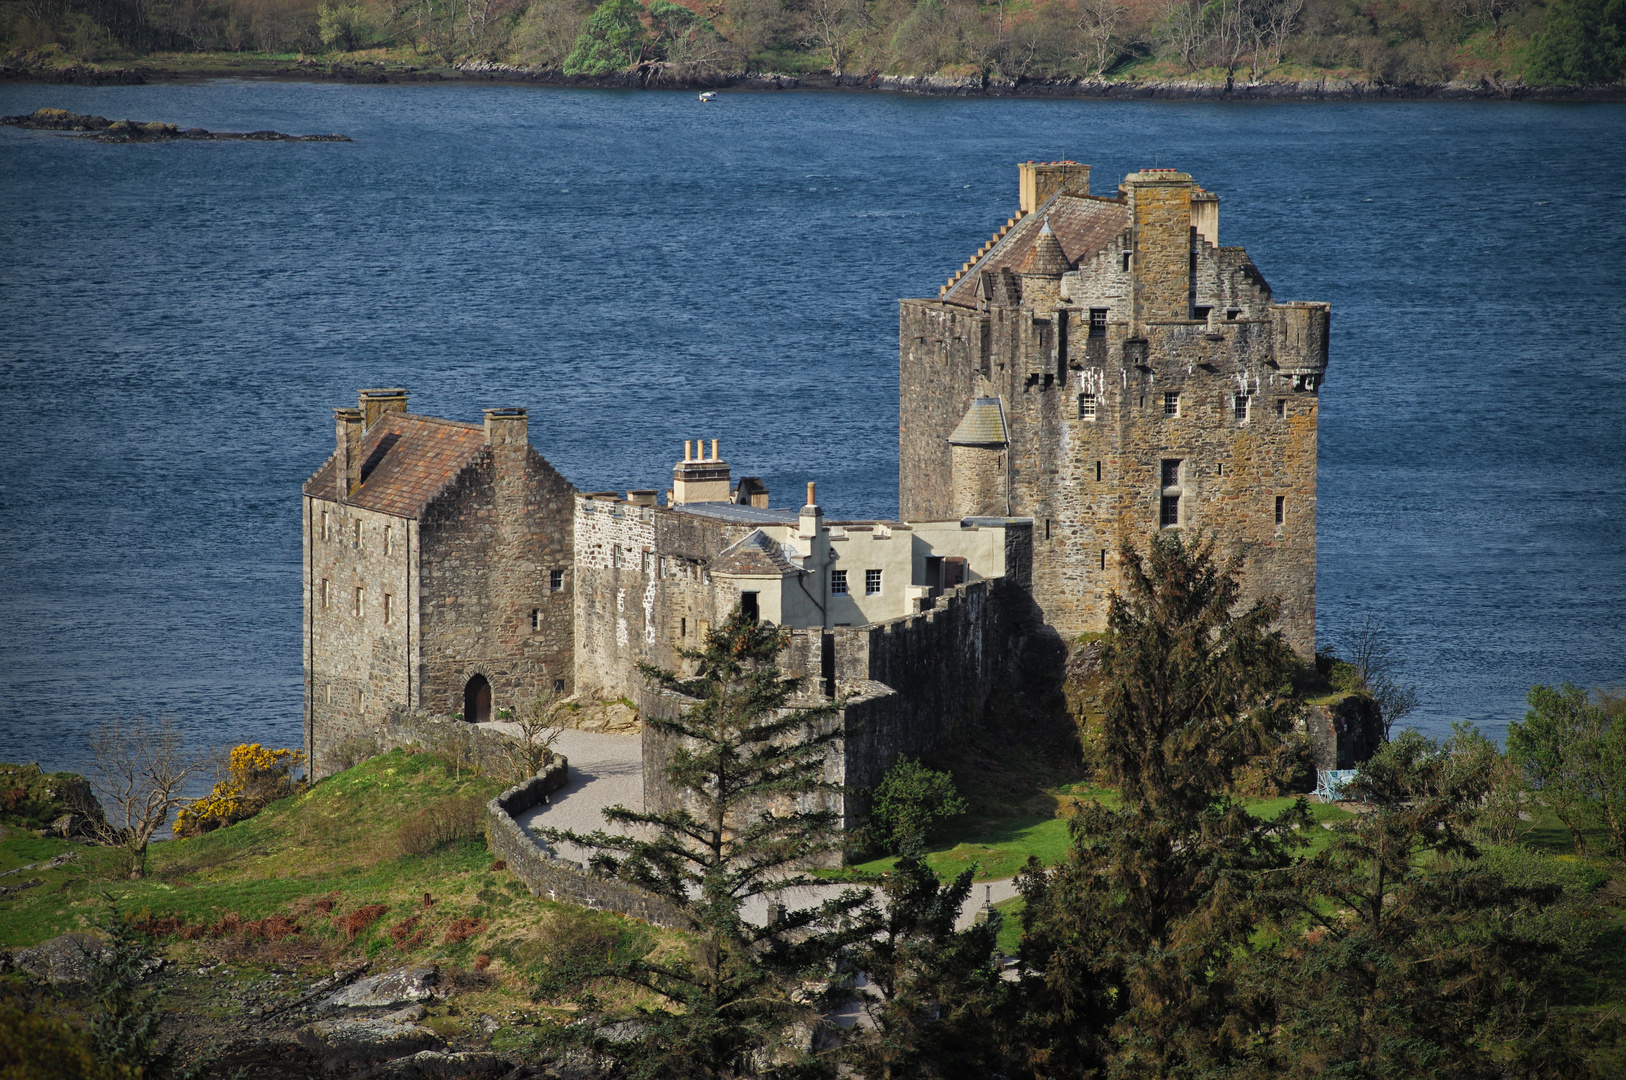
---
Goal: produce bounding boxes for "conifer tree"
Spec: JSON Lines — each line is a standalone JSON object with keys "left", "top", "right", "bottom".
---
{"left": 538, "top": 605, "right": 872, "bottom": 1079}
{"left": 836, "top": 837, "right": 1011, "bottom": 1078}
{"left": 1010, "top": 532, "right": 1308, "bottom": 1079}
{"left": 562, "top": 0, "right": 650, "bottom": 74}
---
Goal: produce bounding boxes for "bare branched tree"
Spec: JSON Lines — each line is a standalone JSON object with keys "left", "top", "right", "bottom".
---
{"left": 802, "top": 0, "right": 866, "bottom": 74}
{"left": 498, "top": 694, "right": 567, "bottom": 784}
{"left": 1161, "top": 0, "right": 1209, "bottom": 71}
{"left": 1345, "top": 617, "right": 1420, "bottom": 742}
{"left": 1074, "top": 0, "right": 1127, "bottom": 75}
{"left": 89, "top": 718, "right": 209, "bottom": 879}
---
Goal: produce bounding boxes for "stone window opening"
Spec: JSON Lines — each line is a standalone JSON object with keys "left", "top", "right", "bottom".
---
{"left": 1217, "top": 463, "right": 1224, "bottom": 477}
{"left": 1100, "top": 548, "right": 1107, "bottom": 570}
{"left": 1045, "top": 519, "right": 1052, "bottom": 540}
{"left": 1121, "top": 252, "right": 1131, "bottom": 272}
{"left": 1227, "top": 309, "right": 1241, "bottom": 320}
{"left": 530, "top": 608, "right": 541, "bottom": 631}
{"left": 1193, "top": 305, "right": 1212, "bottom": 322}
{"left": 866, "top": 569, "right": 883, "bottom": 595}
{"left": 1276, "top": 399, "right": 1287, "bottom": 418}
{"left": 681, "top": 617, "right": 687, "bottom": 637}
{"left": 383, "top": 526, "right": 392, "bottom": 556}
{"left": 1079, "top": 393, "right": 1096, "bottom": 421}
{"left": 1276, "top": 496, "right": 1286, "bottom": 526}
{"left": 1235, "top": 394, "right": 1250, "bottom": 421}
{"left": 553, "top": 678, "right": 565, "bottom": 695}
{"left": 321, "top": 511, "right": 331, "bottom": 542}
{"left": 1089, "top": 308, "right": 1107, "bottom": 338}
{"left": 550, "top": 569, "right": 564, "bottom": 591}
{"left": 463, "top": 674, "right": 491, "bottom": 724}
{"left": 1160, "top": 459, "right": 1182, "bottom": 529}
{"left": 740, "top": 592, "right": 759, "bottom": 622}
{"left": 831, "top": 569, "right": 848, "bottom": 595}
{"left": 1096, "top": 461, "right": 1103, "bottom": 482}
{"left": 1139, "top": 394, "right": 1146, "bottom": 409}
{"left": 383, "top": 594, "right": 393, "bottom": 624}
{"left": 354, "top": 586, "right": 364, "bottom": 618}
{"left": 353, "top": 520, "right": 362, "bottom": 548}
{"left": 325, "top": 684, "right": 332, "bottom": 705}
{"left": 320, "top": 579, "right": 330, "bottom": 609}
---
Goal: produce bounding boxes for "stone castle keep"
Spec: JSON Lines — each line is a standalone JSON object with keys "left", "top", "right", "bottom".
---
{"left": 302, "top": 161, "right": 1330, "bottom": 824}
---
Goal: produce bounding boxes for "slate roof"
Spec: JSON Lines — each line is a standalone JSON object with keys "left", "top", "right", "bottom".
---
{"left": 942, "top": 193, "right": 1130, "bottom": 308}
{"left": 948, "top": 398, "right": 1009, "bottom": 446}
{"left": 712, "top": 529, "right": 800, "bottom": 577}
{"left": 672, "top": 503, "right": 799, "bottom": 525}
{"left": 303, "top": 413, "right": 488, "bottom": 519}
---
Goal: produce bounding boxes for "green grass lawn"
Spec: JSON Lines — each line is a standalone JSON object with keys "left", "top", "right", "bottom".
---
{"left": 842, "top": 788, "right": 1357, "bottom": 882}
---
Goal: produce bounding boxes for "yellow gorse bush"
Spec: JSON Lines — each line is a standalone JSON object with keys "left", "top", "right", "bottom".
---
{"left": 175, "top": 743, "right": 304, "bottom": 838}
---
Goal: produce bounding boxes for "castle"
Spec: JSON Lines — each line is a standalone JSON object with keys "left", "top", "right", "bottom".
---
{"left": 302, "top": 161, "right": 1330, "bottom": 817}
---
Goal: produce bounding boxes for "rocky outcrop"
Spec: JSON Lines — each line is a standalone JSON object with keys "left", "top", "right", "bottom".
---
{"left": 294, "top": 1018, "right": 443, "bottom": 1072}
{"left": 319, "top": 964, "right": 441, "bottom": 1011}
{"left": 0, "top": 761, "right": 104, "bottom": 834}
{"left": 0, "top": 108, "right": 350, "bottom": 141}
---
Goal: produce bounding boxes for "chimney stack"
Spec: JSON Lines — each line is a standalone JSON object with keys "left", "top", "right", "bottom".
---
{"left": 1123, "top": 168, "right": 1197, "bottom": 327}
{"left": 358, "top": 387, "right": 408, "bottom": 429}
{"left": 1018, "top": 161, "right": 1091, "bottom": 215}
{"left": 483, "top": 407, "right": 528, "bottom": 447}
{"left": 798, "top": 481, "right": 822, "bottom": 541}
{"left": 672, "top": 438, "right": 731, "bottom": 505}
{"left": 1191, "top": 189, "right": 1219, "bottom": 247}
{"left": 334, "top": 407, "right": 365, "bottom": 500}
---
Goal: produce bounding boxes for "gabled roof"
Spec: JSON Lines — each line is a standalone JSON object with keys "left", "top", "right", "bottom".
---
{"left": 712, "top": 529, "right": 799, "bottom": 577}
{"left": 948, "top": 398, "right": 1009, "bottom": 446}
{"left": 303, "top": 413, "right": 488, "bottom": 519}
{"left": 943, "top": 193, "right": 1129, "bottom": 308}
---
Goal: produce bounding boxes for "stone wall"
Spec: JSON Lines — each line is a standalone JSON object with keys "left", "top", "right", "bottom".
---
{"left": 374, "top": 707, "right": 562, "bottom": 782}
{"left": 1302, "top": 694, "right": 1383, "bottom": 780}
{"left": 418, "top": 443, "right": 576, "bottom": 719}
{"left": 305, "top": 498, "right": 422, "bottom": 777}
{"left": 486, "top": 768, "right": 695, "bottom": 931}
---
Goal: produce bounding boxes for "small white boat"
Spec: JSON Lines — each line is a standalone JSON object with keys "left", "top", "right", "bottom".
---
{"left": 698, "top": 92, "right": 717, "bottom": 102}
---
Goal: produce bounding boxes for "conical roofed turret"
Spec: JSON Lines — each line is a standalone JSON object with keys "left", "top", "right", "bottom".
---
{"left": 1019, "top": 219, "right": 1069, "bottom": 278}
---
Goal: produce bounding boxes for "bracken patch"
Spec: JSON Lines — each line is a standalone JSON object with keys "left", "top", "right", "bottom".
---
{"left": 443, "top": 917, "right": 487, "bottom": 945}
{"left": 335, "top": 904, "right": 388, "bottom": 940}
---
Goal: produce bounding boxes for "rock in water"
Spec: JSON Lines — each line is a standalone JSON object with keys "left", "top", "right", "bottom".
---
{"left": 0, "top": 108, "right": 350, "bottom": 142}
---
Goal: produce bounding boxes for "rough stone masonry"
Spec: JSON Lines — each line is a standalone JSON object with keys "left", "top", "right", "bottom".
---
{"left": 900, "top": 162, "right": 1329, "bottom": 656}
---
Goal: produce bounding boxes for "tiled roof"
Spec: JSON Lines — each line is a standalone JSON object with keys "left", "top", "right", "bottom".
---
{"left": 948, "top": 398, "right": 1009, "bottom": 446}
{"left": 942, "top": 193, "right": 1129, "bottom": 307}
{"left": 303, "top": 413, "right": 488, "bottom": 519}
{"left": 712, "top": 529, "right": 799, "bottom": 577}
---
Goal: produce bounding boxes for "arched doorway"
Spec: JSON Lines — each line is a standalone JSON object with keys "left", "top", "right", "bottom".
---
{"left": 463, "top": 674, "right": 491, "bottom": 724}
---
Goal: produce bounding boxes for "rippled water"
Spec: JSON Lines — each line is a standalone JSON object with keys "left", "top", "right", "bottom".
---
{"left": 1, "top": 82, "right": 1622, "bottom": 779}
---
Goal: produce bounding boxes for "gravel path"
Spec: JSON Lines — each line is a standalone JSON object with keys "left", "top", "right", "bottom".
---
{"left": 485, "top": 724, "right": 1024, "bottom": 932}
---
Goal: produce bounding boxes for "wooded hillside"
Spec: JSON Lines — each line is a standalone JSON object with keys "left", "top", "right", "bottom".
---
{"left": 3, "top": 0, "right": 1624, "bottom": 86}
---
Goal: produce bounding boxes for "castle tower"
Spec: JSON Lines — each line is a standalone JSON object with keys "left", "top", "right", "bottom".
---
{"left": 899, "top": 162, "right": 1329, "bottom": 655}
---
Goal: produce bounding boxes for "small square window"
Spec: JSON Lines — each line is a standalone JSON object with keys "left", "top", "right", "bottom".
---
{"left": 1276, "top": 399, "right": 1287, "bottom": 418}
{"left": 831, "top": 569, "right": 848, "bottom": 595}
{"left": 384, "top": 594, "right": 393, "bottom": 623}
{"left": 550, "top": 569, "right": 564, "bottom": 591}
{"left": 1088, "top": 308, "right": 1107, "bottom": 338}
{"left": 1193, "top": 305, "right": 1212, "bottom": 322}
{"left": 1226, "top": 309, "right": 1240, "bottom": 321}
{"left": 1276, "top": 496, "right": 1286, "bottom": 525}
{"left": 1078, "top": 393, "right": 1096, "bottom": 421}
{"left": 553, "top": 678, "right": 566, "bottom": 695}
{"left": 354, "top": 587, "right": 364, "bottom": 618}
{"left": 865, "top": 569, "right": 882, "bottom": 595}
{"left": 1164, "top": 392, "right": 1180, "bottom": 417}
{"left": 1234, "top": 394, "right": 1250, "bottom": 421}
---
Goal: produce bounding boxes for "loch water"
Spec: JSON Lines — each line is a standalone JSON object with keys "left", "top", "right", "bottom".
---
{"left": 1, "top": 81, "right": 1622, "bottom": 778}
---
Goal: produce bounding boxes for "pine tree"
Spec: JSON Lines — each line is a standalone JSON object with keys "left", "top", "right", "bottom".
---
{"left": 837, "top": 838, "right": 1010, "bottom": 1078}
{"left": 538, "top": 605, "right": 872, "bottom": 1079}
{"left": 1010, "top": 532, "right": 1309, "bottom": 1079}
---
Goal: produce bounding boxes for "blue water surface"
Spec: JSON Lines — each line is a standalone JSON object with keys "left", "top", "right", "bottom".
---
{"left": 1, "top": 81, "right": 1622, "bottom": 778}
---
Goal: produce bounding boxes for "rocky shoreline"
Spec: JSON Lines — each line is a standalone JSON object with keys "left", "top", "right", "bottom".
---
{"left": 2, "top": 58, "right": 1623, "bottom": 101}
{"left": 1, "top": 106, "right": 350, "bottom": 141}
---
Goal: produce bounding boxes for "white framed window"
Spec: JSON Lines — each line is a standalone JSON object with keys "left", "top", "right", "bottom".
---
{"left": 1234, "top": 394, "right": 1250, "bottom": 421}
{"left": 1164, "top": 392, "right": 1180, "bottom": 417}
{"left": 1079, "top": 393, "right": 1096, "bottom": 421}
{"left": 1276, "top": 496, "right": 1286, "bottom": 526}
{"left": 865, "top": 569, "right": 882, "bottom": 595}
{"left": 1276, "top": 399, "right": 1287, "bottom": 418}
{"left": 831, "top": 569, "right": 848, "bottom": 595}
{"left": 530, "top": 608, "right": 541, "bottom": 631}
{"left": 550, "top": 569, "right": 564, "bottom": 591}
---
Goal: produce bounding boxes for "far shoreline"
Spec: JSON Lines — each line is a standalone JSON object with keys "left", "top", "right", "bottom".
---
{"left": 4, "top": 58, "right": 1625, "bottom": 103}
